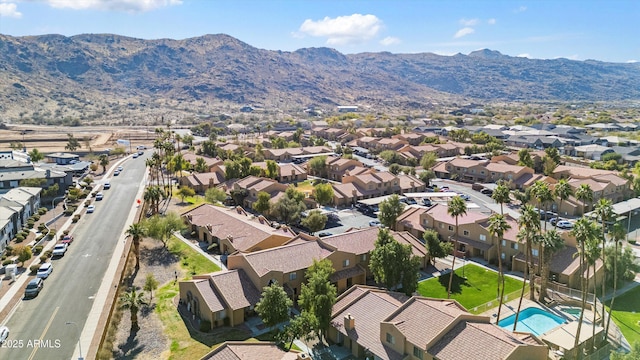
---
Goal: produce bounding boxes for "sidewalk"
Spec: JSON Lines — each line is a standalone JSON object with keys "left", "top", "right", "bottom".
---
{"left": 173, "top": 232, "right": 227, "bottom": 271}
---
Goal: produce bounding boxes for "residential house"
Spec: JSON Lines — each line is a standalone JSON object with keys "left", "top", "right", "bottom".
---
{"left": 328, "top": 286, "right": 548, "bottom": 360}
{"left": 231, "top": 176, "right": 295, "bottom": 208}
{"left": 182, "top": 204, "right": 296, "bottom": 254}
{"left": 251, "top": 162, "right": 307, "bottom": 183}
{"left": 573, "top": 144, "right": 614, "bottom": 160}
{"left": 263, "top": 146, "right": 333, "bottom": 162}
{"left": 393, "top": 133, "right": 426, "bottom": 146}
{"left": 332, "top": 172, "right": 424, "bottom": 206}
{"left": 180, "top": 170, "right": 226, "bottom": 194}
{"left": 321, "top": 156, "right": 366, "bottom": 182}
{"left": 181, "top": 153, "right": 223, "bottom": 172}
{"left": 0, "top": 187, "right": 41, "bottom": 253}
{"left": 200, "top": 342, "right": 299, "bottom": 360}
{"left": 179, "top": 269, "right": 261, "bottom": 329}
{"left": 45, "top": 152, "right": 80, "bottom": 165}
{"left": 432, "top": 158, "right": 534, "bottom": 188}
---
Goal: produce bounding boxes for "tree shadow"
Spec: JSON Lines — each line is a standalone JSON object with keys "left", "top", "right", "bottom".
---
{"left": 140, "top": 245, "right": 179, "bottom": 266}
{"left": 437, "top": 272, "right": 469, "bottom": 295}
{"left": 114, "top": 329, "right": 145, "bottom": 360}
{"left": 140, "top": 303, "right": 157, "bottom": 317}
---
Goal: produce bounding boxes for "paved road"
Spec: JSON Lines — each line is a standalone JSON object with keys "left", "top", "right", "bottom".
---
{"left": 0, "top": 155, "right": 148, "bottom": 359}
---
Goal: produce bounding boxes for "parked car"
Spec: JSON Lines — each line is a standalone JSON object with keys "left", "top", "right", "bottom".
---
{"left": 60, "top": 235, "right": 74, "bottom": 245}
{"left": 132, "top": 153, "right": 139, "bottom": 158}
{"left": 549, "top": 217, "right": 559, "bottom": 226}
{"left": 24, "top": 278, "right": 44, "bottom": 298}
{"left": 87, "top": 205, "right": 95, "bottom": 213}
{"left": 103, "top": 182, "right": 111, "bottom": 189}
{"left": 96, "top": 192, "right": 104, "bottom": 201}
{"left": 52, "top": 243, "right": 68, "bottom": 257}
{"left": 422, "top": 198, "right": 432, "bottom": 206}
{"left": 480, "top": 188, "right": 494, "bottom": 195}
{"left": 369, "top": 219, "right": 382, "bottom": 227}
{"left": 117, "top": 166, "right": 123, "bottom": 171}
{"left": 440, "top": 186, "right": 450, "bottom": 192}
{"left": 459, "top": 194, "right": 471, "bottom": 201}
{"left": 36, "top": 263, "right": 53, "bottom": 279}
{"left": 0, "top": 326, "right": 9, "bottom": 344}
{"left": 318, "top": 232, "right": 333, "bottom": 237}
{"left": 113, "top": 170, "right": 120, "bottom": 176}
{"left": 557, "top": 220, "right": 574, "bottom": 229}
{"left": 405, "top": 198, "right": 418, "bottom": 205}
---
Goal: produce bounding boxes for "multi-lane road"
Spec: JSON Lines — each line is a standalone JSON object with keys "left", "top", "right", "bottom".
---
{"left": 0, "top": 154, "right": 148, "bottom": 359}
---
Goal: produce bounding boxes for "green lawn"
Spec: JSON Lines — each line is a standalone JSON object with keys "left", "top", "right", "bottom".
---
{"left": 168, "top": 236, "right": 221, "bottom": 278}
{"left": 417, "top": 264, "right": 521, "bottom": 312}
{"left": 607, "top": 285, "right": 640, "bottom": 347}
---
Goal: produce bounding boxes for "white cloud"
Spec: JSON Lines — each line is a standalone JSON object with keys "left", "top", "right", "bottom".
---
{"left": 516, "top": 53, "right": 530, "bottom": 58}
{"left": 626, "top": 60, "right": 638, "bottom": 63}
{"left": 0, "top": 2, "right": 22, "bottom": 18}
{"left": 514, "top": 5, "right": 527, "bottom": 13}
{"left": 454, "top": 27, "right": 475, "bottom": 39}
{"left": 297, "top": 14, "right": 383, "bottom": 45}
{"left": 379, "top": 36, "right": 400, "bottom": 46}
{"left": 42, "top": 0, "right": 182, "bottom": 12}
{"left": 487, "top": 18, "right": 496, "bottom": 25}
{"left": 459, "top": 18, "right": 479, "bottom": 26}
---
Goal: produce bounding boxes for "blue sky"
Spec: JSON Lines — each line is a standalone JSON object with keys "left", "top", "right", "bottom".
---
{"left": 0, "top": 0, "right": 637, "bottom": 63}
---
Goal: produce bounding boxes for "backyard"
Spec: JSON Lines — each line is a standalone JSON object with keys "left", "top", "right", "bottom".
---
{"left": 417, "top": 264, "right": 521, "bottom": 313}
{"left": 607, "top": 285, "right": 640, "bottom": 348}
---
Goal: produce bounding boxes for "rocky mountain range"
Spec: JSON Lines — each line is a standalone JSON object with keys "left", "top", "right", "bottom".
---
{"left": 0, "top": 33, "right": 639, "bottom": 122}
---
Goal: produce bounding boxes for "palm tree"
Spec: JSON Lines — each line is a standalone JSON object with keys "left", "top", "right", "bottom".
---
{"left": 144, "top": 185, "right": 163, "bottom": 215}
{"left": 606, "top": 223, "right": 626, "bottom": 335}
{"left": 532, "top": 181, "right": 553, "bottom": 231}
{"left": 571, "top": 217, "right": 598, "bottom": 349}
{"left": 488, "top": 213, "right": 511, "bottom": 322}
{"left": 576, "top": 183, "right": 594, "bottom": 216}
{"left": 120, "top": 288, "right": 148, "bottom": 331}
{"left": 553, "top": 179, "right": 573, "bottom": 227}
{"left": 446, "top": 196, "right": 467, "bottom": 299}
{"left": 595, "top": 198, "right": 613, "bottom": 320}
{"left": 126, "top": 223, "right": 146, "bottom": 270}
{"left": 99, "top": 154, "right": 109, "bottom": 174}
{"left": 513, "top": 226, "right": 536, "bottom": 331}
{"left": 519, "top": 205, "right": 541, "bottom": 300}
{"left": 538, "top": 229, "right": 564, "bottom": 303}
{"left": 491, "top": 181, "right": 511, "bottom": 215}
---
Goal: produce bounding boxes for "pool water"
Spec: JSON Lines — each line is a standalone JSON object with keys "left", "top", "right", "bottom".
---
{"left": 563, "top": 308, "right": 582, "bottom": 318}
{"left": 498, "top": 307, "right": 565, "bottom": 336}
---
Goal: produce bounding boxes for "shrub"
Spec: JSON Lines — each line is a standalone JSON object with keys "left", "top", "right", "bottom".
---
{"left": 15, "top": 234, "right": 25, "bottom": 242}
{"left": 26, "top": 221, "right": 34, "bottom": 229}
{"left": 35, "top": 234, "right": 44, "bottom": 242}
{"left": 48, "top": 229, "right": 56, "bottom": 238}
{"left": 4, "top": 246, "right": 13, "bottom": 256}
{"left": 43, "top": 250, "right": 52, "bottom": 258}
{"left": 34, "top": 245, "right": 43, "bottom": 254}
{"left": 91, "top": 192, "right": 97, "bottom": 198}
{"left": 30, "top": 264, "right": 40, "bottom": 274}
{"left": 2, "top": 259, "right": 13, "bottom": 266}
{"left": 85, "top": 200, "right": 91, "bottom": 207}
{"left": 63, "top": 229, "right": 69, "bottom": 235}
{"left": 32, "top": 214, "right": 40, "bottom": 221}
{"left": 38, "top": 223, "right": 46, "bottom": 232}
{"left": 64, "top": 208, "right": 74, "bottom": 216}
{"left": 199, "top": 320, "right": 211, "bottom": 332}
{"left": 72, "top": 214, "right": 81, "bottom": 223}
{"left": 40, "top": 255, "right": 48, "bottom": 262}
{"left": 38, "top": 207, "right": 48, "bottom": 215}
{"left": 20, "top": 230, "right": 29, "bottom": 238}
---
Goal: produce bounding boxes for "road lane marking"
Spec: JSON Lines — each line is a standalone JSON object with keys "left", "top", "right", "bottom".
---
{"left": 27, "top": 306, "right": 59, "bottom": 360}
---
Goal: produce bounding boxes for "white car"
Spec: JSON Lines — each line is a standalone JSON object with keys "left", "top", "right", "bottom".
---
{"left": 87, "top": 205, "right": 95, "bottom": 213}
{"left": 117, "top": 166, "right": 123, "bottom": 171}
{"left": 36, "top": 263, "right": 53, "bottom": 279}
{"left": 0, "top": 325, "right": 9, "bottom": 344}
{"left": 103, "top": 182, "right": 111, "bottom": 190}
{"left": 369, "top": 219, "right": 382, "bottom": 227}
{"left": 96, "top": 192, "right": 104, "bottom": 201}
{"left": 556, "top": 220, "right": 574, "bottom": 229}
{"left": 52, "top": 243, "right": 68, "bottom": 257}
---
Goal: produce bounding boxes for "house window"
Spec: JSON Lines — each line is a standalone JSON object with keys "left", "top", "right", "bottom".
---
{"left": 501, "top": 240, "right": 506, "bottom": 246}
{"left": 479, "top": 234, "right": 486, "bottom": 241}
{"left": 532, "top": 249, "right": 539, "bottom": 257}
{"left": 481, "top": 170, "right": 485, "bottom": 175}
{"left": 501, "top": 252, "right": 506, "bottom": 259}
{"left": 343, "top": 259, "right": 350, "bottom": 267}
{"left": 423, "top": 219, "right": 428, "bottom": 226}
{"left": 470, "top": 169, "right": 475, "bottom": 174}
{"left": 448, "top": 225, "right": 454, "bottom": 231}
{"left": 289, "top": 272, "right": 297, "bottom": 281}
{"left": 463, "top": 230, "right": 469, "bottom": 236}
{"left": 439, "top": 223, "right": 444, "bottom": 229}
{"left": 386, "top": 333, "right": 395, "bottom": 345}
{"left": 361, "top": 254, "right": 367, "bottom": 262}
{"left": 413, "top": 346, "right": 424, "bottom": 360}
{"left": 511, "top": 243, "right": 518, "bottom": 250}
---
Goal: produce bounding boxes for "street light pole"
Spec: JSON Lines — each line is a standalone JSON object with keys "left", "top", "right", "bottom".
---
{"left": 628, "top": 205, "right": 633, "bottom": 241}
{"left": 51, "top": 195, "right": 66, "bottom": 232}
{"left": 66, "top": 321, "right": 84, "bottom": 360}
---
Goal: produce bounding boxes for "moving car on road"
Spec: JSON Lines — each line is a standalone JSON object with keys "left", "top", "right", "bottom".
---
{"left": 24, "top": 278, "right": 44, "bottom": 298}
{"left": 103, "top": 181, "right": 111, "bottom": 189}
{"left": 96, "top": 192, "right": 104, "bottom": 201}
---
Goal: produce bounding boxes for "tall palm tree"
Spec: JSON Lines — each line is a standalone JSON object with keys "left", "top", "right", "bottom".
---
{"left": 532, "top": 181, "right": 553, "bottom": 231}
{"left": 538, "top": 229, "right": 564, "bottom": 303}
{"left": 144, "top": 185, "right": 163, "bottom": 215}
{"left": 120, "top": 288, "right": 148, "bottom": 331}
{"left": 606, "top": 223, "right": 626, "bottom": 335}
{"left": 576, "top": 183, "right": 594, "bottom": 216}
{"left": 491, "top": 181, "right": 511, "bottom": 215}
{"left": 595, "top": 198, "right": 613, "bottom": 320}
{"left": 553, "top": 179, "right": 573, "bottom": 227}
{"left": 126, "top": 223, "right": 146, "bottom": 270}
{"left": 513, "top": 226, "right": 535, "bottom": 331}
{"left": 488, "top": 213, "right": 511, "bottom": 322}
{"left": 446, "top": 196, "right": 468, "bottom": 299}
{"left": 571, "top": 217, "right": 598, "bottom": 349}
{"left": 519, "top": 205, "right": 541, "bottom": 300}
{"left": 586, "top": 228, "right": 602, "bottom": 346}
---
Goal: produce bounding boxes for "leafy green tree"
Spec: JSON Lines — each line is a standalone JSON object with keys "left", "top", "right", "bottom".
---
{"left": 298, "top": 259, "right": 337, "bottom": 342}
{"left": 194, "top": 157, "right": 208, "bottom": 173}
{"left": 182, "top": 134, "right": 194, "bottom": 148}
{"left": 98, "top": 154, "right": 109, "bottom": 173}
{"left": 143, "top": 212, "right": 186, "bottom": 248}
{"left": 285, "top": 186, "right": 305, "bottom": 203}
{"left": 419, "top": 169, "right": 436, "bottom": 186}
{"left": 177, "top": 186, "right": 195, "bottom": 203}
{"left": 542, "top": 155, "right": 558, "bottom": 176}
{"left": 420, "top": 152, "right": 438, "bottom": 170}
{"left": 255, "top": 282, "right": 293, "bottom": 329}
{"left": 19, "top": 178, "right": 46, "bottom": 187}
{"left": 378, "top": 194, "right": 405, "bottom": 229}
{"left": 545, "top": 147, "right": 561, "bottom": 164}
{"left": 120, "top": 288, "right": 148, "bottom": 331}
{"left": 144, "top": 273, "right": 159, "bottom": 300}
{"left": 301, "top": 210, "right": 327, "bottom": 234}
{"left": 15, "top": 245, "right": 32, "bottom": 267}
{"left": 201, "top": 140, "right": 218, "bottom": 157}
{"left": 28, "top": 148, "right": 44, "bottom": 163}
{"left": 423, "top": 229, "right": 452, "bottom": 265}
{"left": 313, "top": 183, "right": 334, "bottom": 207}
{"left": 379, "top": 150, "right": 402, "bottom": 165}
{"left": 446, "top": 196, "right": 467, "bottom": 299}
{"left": 65, "top": 133, "right": 81, "bottom": 151}
{"left": 281, "top": 311, "right": 318, "bottom": 350}
{"left": 369, "top": 228, "right": 421, "bottom": 295}
{"left": 517, "top": 148, "right": 534, "bottom": 168}
{"left": 265, "top": 160, "right": 279, "bottom": 179}
{"left": 309, "top": 156, "right": 327, "bottom": 177}
{"left": 126, "top": 222, "right": 146, "bottom": 270}
{"left": 205, "top": 187, "right": 227, "bottom": 204}
{"left": 388, "top": 163, "right": 402, "bottom": 175}
{"left": 252, "top": 191, "right": 271, "bottom": 215}
{"left": 272, "top": 196, "right": 306, "bottom": 225}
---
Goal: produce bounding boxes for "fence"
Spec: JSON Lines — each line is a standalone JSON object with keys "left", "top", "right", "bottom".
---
{"left": 470, "top": 288, "right": 528, "bottom": 315}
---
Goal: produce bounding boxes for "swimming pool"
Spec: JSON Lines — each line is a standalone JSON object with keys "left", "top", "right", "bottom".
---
{"left": 498, "top": 307, "right": 565, "bottom": 336}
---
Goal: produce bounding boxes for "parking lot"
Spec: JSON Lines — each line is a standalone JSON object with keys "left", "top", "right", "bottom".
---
{"left": 322, "top": 207, "right": 378, "bottom": 235}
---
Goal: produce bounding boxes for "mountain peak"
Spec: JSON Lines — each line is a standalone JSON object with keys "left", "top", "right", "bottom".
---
{"left": 468, "top": 49, "right": 504, "bottom": 59}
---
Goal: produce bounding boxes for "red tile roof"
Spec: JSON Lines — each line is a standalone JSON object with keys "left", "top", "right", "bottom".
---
{"left": 236, "top": 240, "right": 333, "bottom": 277}
{"left": 425, "top": 204, "right": 489, "bottom": 225}
{"left": 201, "top": 341, "right": 299, "bottom": 360}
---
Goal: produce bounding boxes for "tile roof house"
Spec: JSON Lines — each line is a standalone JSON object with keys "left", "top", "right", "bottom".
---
{"left": 179, "top": 269, "right": 261, "bottom": 329}
{"left": 182, "top": 204, "right": 296, "bottom": 254}
{"left": 263, "top": 146, "right": 333, "bottom": 162}
{"left": 251, "top": 162, "right": 308, "bottom": 183}
{"left": 181, "top": 153, "right": 223, "bottom": 172}
{"left": 328, "top": 286, "right": 547, "bottom": 360}
{"left": 231, "top": 175, "right": 292, "bottom": 209}
{"left": 180, "top": 170, "right": 226, "bottom": 193}
{"left": 200, "top": 342, "right": 300, "bottom": 360}
{"left": 332, "top": 171, "right": 425, "bottom": 206}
